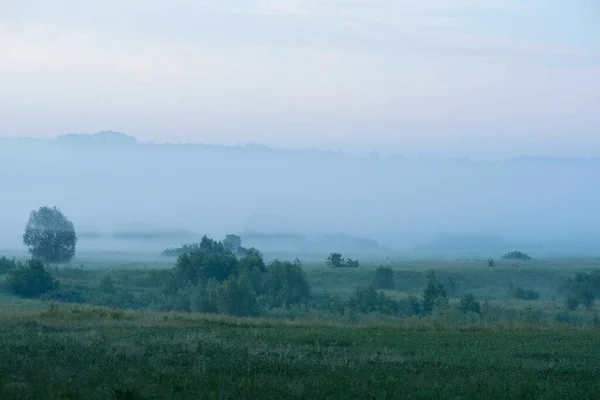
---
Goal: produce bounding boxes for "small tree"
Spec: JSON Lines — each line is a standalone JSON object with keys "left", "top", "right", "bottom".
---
{"left": 422, "top": 281, "right": 448, "bottom": 314}
{"left": 325, "top": 253, "right": 345, "bottom": 268}
{"left": 8, "top": 259, "right": 58, "bottom": 298}
{"left": 488, "top": 259, "right": 495, "bottom": 267}
{"left": 459, "top": 293, "right": 481, "bottom": 314}
{"left": 23, "top": 206, "right": 77, "bottom": 264}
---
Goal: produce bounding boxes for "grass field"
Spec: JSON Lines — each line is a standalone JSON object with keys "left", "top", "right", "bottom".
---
{"left": 1, "top": 253, "right": 600, "bottom": 398}
{"left": 1, "top": 305, "right": 600, "bottom": 399}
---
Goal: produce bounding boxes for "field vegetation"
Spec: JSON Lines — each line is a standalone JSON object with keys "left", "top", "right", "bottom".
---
{"left": 2, "top": 210, "right": 600, "bottom": 398}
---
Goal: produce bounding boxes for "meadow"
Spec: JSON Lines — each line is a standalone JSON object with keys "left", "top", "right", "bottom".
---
{"left": 1, "top": 252, "right": 600, "bottom": 399}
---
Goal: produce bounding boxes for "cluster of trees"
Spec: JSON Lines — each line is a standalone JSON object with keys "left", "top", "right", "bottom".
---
{"left": 323, "top": 270, "right": 480, "bottom": 318}
{"left": 325, "top": 253, "right": 360, "bottom": 268}
{"left": 0, "top": 258, "right": 59, "bottom": 298}
{"left": 0, "top": 206, "right": 76, "bottom": 299}
{"left": 163, "top": 236, "right": 311, "bottom": 316}
{"left": 162, "top": 234, "right": 246, "bottom": 257}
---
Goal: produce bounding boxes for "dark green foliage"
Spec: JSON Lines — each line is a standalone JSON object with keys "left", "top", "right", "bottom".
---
{"left": 345, "top": 258, "right": 360, "bottom": 268}
{"left": 488, "top": 259, "right": 496, "bottom": 267}
{"left": 325, "top": 253, "right": 360, "bottom": 268}
{"left": 502, "top": 251, "right": 531, "bottom": 261}
{"left": 23, "top": 206, "right": 78, "bottom": 264}
{"left": 263, "top": 259, "right": 311, "bottom": 307}
{"left": 459, "top": 293, "right": 481, "bottom": 314}
{"left": 325, "top": 252, "right": 345, "bottom": 268}
{"left": 8, "top": 259, "right": 59, "bottom": 298}
{"left": 372, "top": 266, "right": 395, "bottom": 290}
{"left": 347, "top": 287, "right": 400, "bottom": 315}
{"left": 509, "top": 284, "right": 540, "bottom": 300}
{"left": 422, "top": 271, "right": 448, "bottom": 314}
{"left": 161, "top": 243, "right": 202, "bottom": 257}
{"left": 215, "top": 273, "right": 259, "bottom": 317}
{"left": 174, "top": 241, "right": 238, "bottom": 286}
{"left": 0, "top": 256, "right": 18, "bottom": 274}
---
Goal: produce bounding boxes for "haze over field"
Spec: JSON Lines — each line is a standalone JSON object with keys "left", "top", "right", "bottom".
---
{"left": 1, "top": 2, "right": 598, "bottom": 256}
{"left": 1, "top": 132, "right": 599, "bottom": 257}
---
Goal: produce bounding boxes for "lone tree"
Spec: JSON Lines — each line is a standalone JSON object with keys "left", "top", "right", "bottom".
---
{"left": 23, "top": 206, "right": 78, "bottom": 264}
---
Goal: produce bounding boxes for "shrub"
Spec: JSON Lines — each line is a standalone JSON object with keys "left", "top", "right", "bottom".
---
{"left": 8, "top": 259, "right": 59, "bottom": 298}
{"left": 372, "top": 266, "right": 395, "bottom": 290}
{"left": 345, "top": 258, "right": 360, "bottom": 268}
{"left": 502, "top": 251, "right": 531, "bottom": 261}
{"left": 459, "top": 293, "right": 481, "bottom": 314}
{"left": 325, "top": 253, "right": 345, "bottom": 268}
{"left": 509, "top": 284, "right": 540, "bottom": 300}
{"left": 347, "top": 287, "right": 399, "bottom": 315}
{"left": 488, "top": 259, "right": 495, "bottom": 267}
{"left": 422, "top": 282, "right": 448, "bottom": 314}
{"left": 0, "top": 256, "right": 18, "bottom": 274}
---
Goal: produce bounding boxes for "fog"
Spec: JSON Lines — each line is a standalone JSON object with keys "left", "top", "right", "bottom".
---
{"left": 1, "top": 132, "right": 599, "bottom": 257}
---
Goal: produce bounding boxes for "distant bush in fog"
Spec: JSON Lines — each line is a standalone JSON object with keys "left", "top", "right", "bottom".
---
{"left": 508, "top": 284, "right": 540, "bottom": 300}
{"left": 325, "top": 253, "right": 360, "bottom": 268}
{"left": 559, "top": 271, "right": 600, "bottom": 310}
{"left": 502, "top": 251, "right": 531, "bottom": 261}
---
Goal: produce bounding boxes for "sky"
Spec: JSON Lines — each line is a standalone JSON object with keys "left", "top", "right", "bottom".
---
{"left": 0, "top": 0, "right": 599, "bottom": 157}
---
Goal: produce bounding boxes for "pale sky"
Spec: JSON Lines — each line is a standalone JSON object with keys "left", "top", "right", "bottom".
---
{"left": 1, "top": 0, "right": 599, "bottom": 156}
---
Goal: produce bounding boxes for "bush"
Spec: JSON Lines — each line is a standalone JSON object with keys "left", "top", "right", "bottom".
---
{"left": 372, "top": 266, "right": 395, "bottom": 290}
{"left": 0, "top": 256, "right": 18, "bottom": 274}
{"left": 509, "top": 284, "right": 540, "bottom": 300}
{"left": 325, "top": 253, "right": 345, "bottom": 268}
{"left": 8, "top": 259, "right": 59, "bottom": 298}
{"left": 459, "top": 293, "right": 481, "bottom": 314}
{"left": 347, "top": 287, "right": 399, "bottom": 315}
{"left": 502, "top": 251, "right": 531, "bottom": 261}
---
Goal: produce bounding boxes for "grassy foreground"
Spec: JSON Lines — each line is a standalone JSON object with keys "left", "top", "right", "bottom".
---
{"left": 1, "top": 306, "right": 599, "bottom": 399}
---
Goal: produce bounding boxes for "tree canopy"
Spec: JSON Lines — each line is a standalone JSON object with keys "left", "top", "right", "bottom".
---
{"left": 23, "top": 206, "right": 78, "bottom": 264}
